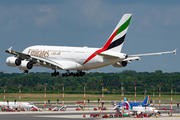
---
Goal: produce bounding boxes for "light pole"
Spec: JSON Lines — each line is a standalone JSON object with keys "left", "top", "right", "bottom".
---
{"left": 171, "top": 86, "right": 173, "bottom": 115}
{"left": 4, "top": 86, "right": 6, "bottom": 108}
{"left": 84, "top": 83, "right": 86, "bottom": 110}
{"left": 144, "top": 90, "right": 146, "bottom": 100}
{"left": 101, "top": 83, "right": 104, "bottom": 108}
{"left": 62, "top": 83, "right": 64, "bottom": 106}
{"left": 153, "top": 89, "right": 155, "bottom": 115}
{"left": 121, "top": 83, "right": 124, "bottom": 116}
{"left": 135, "top": 83, "right": 136, "bottom": 103}
{"left": 18, "top": 85, "right": 21, "bottom": 109}
{"left": 159, "top": 83, "right": 161, "bottom": 109}
{"left": 44, "top": 83, "right": 47, "bottom": 109}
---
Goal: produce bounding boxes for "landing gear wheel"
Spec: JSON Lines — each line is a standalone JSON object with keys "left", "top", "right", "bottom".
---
{"left": 56, "top": 72, "right": 59, "bottom": 75}
{"left": 24, "top": 70, "right": 28, "bottom": 74}
{"left": 51, "top": 70, "right": 59, "bottom": 77}
{"left": 51, "top": 73, "right": 54, "bottom": 76}
{"left": 61, "top": 70, "right": 85, "bottom": 77}
{"left": 62, "top": 73, "right": 65, "bottom": 77}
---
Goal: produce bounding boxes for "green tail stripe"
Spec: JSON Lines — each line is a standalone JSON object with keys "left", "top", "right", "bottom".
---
{"left": 115, "top": 16, "right": 132, "bottom": 36}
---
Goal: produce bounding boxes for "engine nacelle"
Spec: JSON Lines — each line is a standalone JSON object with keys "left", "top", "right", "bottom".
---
{"left": 6, "top": 56, "right": 21, "bottom": 67}
{"left": 121, "top": 61, "right": 127, "bottom": 67}
{"left": 18, "top": 60, "right": 33, "bottom": 70}
{"left": 112, "top": 61, "right": 127, "bottom": 67}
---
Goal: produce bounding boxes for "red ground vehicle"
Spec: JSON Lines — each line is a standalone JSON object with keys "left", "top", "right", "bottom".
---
{"left": 143, "top": 113, "right": 150, "bottom": 117}
{"left": 90, "top": 114, "right": 99, "bottom": 117}
{"left": 93, "top": 108, "right": 97, "bottom": 110}
{"left": 102, "top": 114, "right": 109, "bottom": 118}
{"left": 98, "top": 107, "right": 106, "bottom": 110}
{"left": 137, "top": 113, "right": 143, "bottom": 118}
{"left": 162, "top": 108, "right": 170, "bottom": 110}
{"left": 137, "top": 115, "right": 143, "bottom": 118}
{"left": 7, "top": 109, "right": 15, "bottom": 112}
{"left": 76, "top": 108, "right": 81, "bottom": 111}
{"left": 114, "top": 113, "right": 122, "bottom": 118}
{"left": 31, "top": 108, "right": 38, "bottom": 111}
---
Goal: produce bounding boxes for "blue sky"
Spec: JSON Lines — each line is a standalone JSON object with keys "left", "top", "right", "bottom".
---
{"left": 0, "top": 0, "right": 179, "bottom": 73}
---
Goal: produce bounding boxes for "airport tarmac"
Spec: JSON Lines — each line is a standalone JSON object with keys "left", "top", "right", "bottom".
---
{"left": 0, "top": 104, "right": 180, "bottom": 120}
{"left": 0, "top": 110, "right": 180, "bottom": 120}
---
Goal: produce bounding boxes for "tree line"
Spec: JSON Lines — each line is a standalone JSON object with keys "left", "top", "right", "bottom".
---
{"left": 0, "top": 70, "right": 180, "bottom": 94}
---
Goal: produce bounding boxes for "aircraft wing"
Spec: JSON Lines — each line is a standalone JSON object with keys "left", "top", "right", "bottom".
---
{"left": 128, "top": 49, "right": 176, "bottom": 58}
{"left": 123, "top": 49, "right": 176, "bottom": 62}
{"left": 5, "top": 47, "right": 31, "bottom": 59}
{"left": 5, "top": 47, "right": 65, "bottom": 70}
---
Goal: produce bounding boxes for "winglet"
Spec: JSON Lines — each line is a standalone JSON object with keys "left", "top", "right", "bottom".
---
{"left": 173, "top": 49, "right": 177, "bottom": 55}
{"left": 8, "top": 46, "right": 13, "bottom": 53}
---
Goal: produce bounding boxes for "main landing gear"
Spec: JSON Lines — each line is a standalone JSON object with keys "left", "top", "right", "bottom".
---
{"left": 51, "top": 70, "right": 85, "bottom": 77}
{"left": 51, "top": 70, "right": 59, "bottom": 77}
{"left": 62, "top": 70, "right": 85, "bottom": 77}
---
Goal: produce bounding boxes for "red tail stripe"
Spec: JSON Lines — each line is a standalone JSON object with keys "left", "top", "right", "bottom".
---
{"left": 83, "top": 28, "right": 119, "bottom": 65}
{"left": 102, "top": 28, "right": 119, "bottom": 50}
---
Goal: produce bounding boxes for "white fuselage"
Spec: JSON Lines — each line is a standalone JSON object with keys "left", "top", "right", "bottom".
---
{"left": 131, "top": 106, "right": 159, "bottom": 114}
{"left": 22, "top": 45, "right": 122, "bottom": 71}
{"left": 0, "top": 102, "right": 38, "bottom": 109}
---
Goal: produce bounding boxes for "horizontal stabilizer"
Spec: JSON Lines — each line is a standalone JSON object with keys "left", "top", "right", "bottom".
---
{"left": 95, "top": 50, "right": 127, "bottom": 59}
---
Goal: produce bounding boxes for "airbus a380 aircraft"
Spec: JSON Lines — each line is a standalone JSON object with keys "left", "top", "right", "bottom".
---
{"left": 5, "top": 14, "right": 176, "bottom": 77}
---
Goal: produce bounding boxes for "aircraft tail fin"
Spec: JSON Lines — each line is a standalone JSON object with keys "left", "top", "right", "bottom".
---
{"left": 142, "top": 95, "right": 150, "bottom": 105}
{"left": 124, "top": 97, "right": 132, "bottom": 110}
{"left": 102, "top": 14, "right": 132, "bottom": 53}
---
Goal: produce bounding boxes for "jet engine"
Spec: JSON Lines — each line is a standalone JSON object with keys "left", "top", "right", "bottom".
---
{"left": 6, "top": 56, "right": 21, "bottom": 67}
{"left": 112, "top": 61, "right": 127, "bottom": 67}
{"left": 18, "top": 60, "right": 33, "bottom": 70}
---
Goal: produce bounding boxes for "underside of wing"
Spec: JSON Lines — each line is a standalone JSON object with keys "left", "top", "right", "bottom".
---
{"left": 31, "top": 56, "right": 65, "bottom": 70}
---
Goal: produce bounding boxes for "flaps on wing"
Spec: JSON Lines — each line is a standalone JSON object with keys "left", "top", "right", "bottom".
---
{"left": 31, "top": 56, "right": 65, "bottom": 70}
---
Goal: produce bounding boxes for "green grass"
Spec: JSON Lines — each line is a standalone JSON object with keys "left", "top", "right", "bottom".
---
{"left": 0, "top": 93, "right": 179, "bottom": 102}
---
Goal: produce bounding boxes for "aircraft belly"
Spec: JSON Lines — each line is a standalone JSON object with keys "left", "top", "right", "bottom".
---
{"left": 55, "top": 60, "right": 84, "bottom": 70}
{"left": 83, "top": 57, "right": 120, "bottom": 70}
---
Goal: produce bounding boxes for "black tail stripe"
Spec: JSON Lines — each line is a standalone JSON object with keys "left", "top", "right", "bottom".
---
{"left": 106, "top": 34, "right": 126, "bottom": 50}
